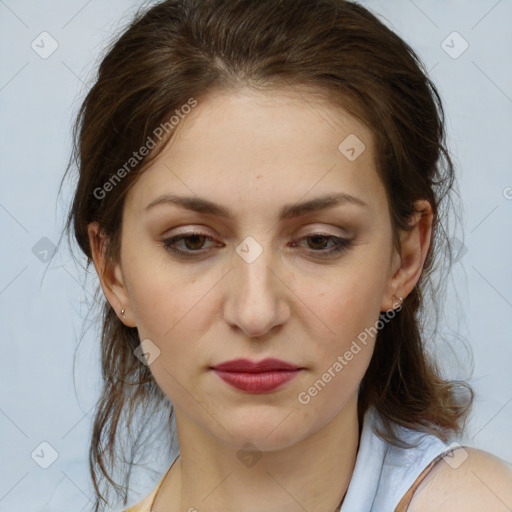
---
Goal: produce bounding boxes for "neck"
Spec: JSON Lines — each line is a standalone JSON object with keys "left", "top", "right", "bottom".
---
{"left": 155, "top": 394, "right": 361, "bottom": 512}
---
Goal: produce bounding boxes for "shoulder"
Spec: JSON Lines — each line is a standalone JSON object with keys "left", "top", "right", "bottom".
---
{"left": 408, "top": 447, "right": 512, "bottom": 512}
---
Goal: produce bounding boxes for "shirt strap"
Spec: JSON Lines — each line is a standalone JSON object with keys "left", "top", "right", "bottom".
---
{"left": 394, "top": 446, "right": 465, "bottom": 512}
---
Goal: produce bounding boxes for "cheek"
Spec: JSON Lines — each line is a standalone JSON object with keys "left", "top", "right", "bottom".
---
{"left": 297, "top": 246, "right": 391, "bottom": 380}
{"left": 310, "top": 257, "right": 390, "bottom": 337}
{"left": 123, "top": 249, "right": 223, "bottom": 380}
{"left": 294, "top": 284, "right": 382, "bottom": 416}
{"left": 306, "top": 285, "right": 380, "bottom": 373}
{"left": 126, "top": 262, "right": 219, "bottom": 406}
{"left": 122, "top": 231, "right": 211, "bottom": 334}
{"left": 129, "top": 268, "right": 214, "bottom": 347}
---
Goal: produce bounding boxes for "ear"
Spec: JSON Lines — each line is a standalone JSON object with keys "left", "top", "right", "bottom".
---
{"left": 87, "top": 222, "right": 136, "bottom": 327}
{"left": 381, "top": 199, "right": 433, "bottom": 312}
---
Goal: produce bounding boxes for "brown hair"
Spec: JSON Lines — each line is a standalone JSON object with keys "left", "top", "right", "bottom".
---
{"left": 60, "top": 0, "right": 473, "bottom": 509}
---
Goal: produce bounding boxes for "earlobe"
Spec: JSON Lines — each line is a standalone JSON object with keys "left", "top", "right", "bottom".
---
{"left": 380, "top": 200, "right": 433, "bottom": 312}
{"left": 87, "top": 222, "right": 135, "bottom": 327}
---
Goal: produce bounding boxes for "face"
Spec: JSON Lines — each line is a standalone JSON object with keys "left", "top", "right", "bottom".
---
{"left": 101, "top": 87, "right": 403, "bottom": 451}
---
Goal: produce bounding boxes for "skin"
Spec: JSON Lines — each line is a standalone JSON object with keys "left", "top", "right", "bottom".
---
{"left": 88, "top": 87, "right": 512, "bottom": 512}
{"left": 409, "top": 447, "right": 512, "bottom": 512}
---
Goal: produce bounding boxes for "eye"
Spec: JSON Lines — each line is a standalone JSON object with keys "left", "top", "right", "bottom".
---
{"left": 291, "top": 233, "right": 354, "bottom": 257}
{"left": 159, "top": 231, "right": 354, "bottom": 259}
{"left": 159, "top": 231, "right": 220, "bottom": 257}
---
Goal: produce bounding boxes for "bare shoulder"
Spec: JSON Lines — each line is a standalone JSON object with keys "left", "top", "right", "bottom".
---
{"left": 408, "top": 447, "right": 512, "bottom": 512}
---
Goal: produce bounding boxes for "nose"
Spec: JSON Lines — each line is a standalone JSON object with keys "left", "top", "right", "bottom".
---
{"left": 223, "top": 241, "right": 290, "bottom": 339}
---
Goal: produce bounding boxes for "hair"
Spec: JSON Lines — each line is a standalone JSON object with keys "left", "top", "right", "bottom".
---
{"left": 60, "top": 0, "right": 473, "bottom": 509}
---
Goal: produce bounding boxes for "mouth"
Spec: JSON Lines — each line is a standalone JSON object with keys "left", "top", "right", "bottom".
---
{"left": 211, "top": 357, "right": 302, "bottom": 372}
{"left": 210, "top": 358, "right": 304, "bottom": 393}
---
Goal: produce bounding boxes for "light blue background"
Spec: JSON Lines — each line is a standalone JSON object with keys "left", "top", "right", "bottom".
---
{"left": 1, "top": 1, "right": 511, "bottom": 510}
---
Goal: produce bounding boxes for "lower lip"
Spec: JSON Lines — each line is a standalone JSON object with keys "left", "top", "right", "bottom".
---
{"left": 212, "top": 369, "right": 301, "bottom": 393}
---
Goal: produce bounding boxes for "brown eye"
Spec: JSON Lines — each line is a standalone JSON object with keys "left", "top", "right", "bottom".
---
{"left": 306, "top": 235, "right": 333, "bottom": 250}
{"left": 160, "top": 231, "right": 220, "bottom": 257}
{"left": 160, "top": 231, "right": 353, "bottom": 260}
{"left": 181, "top": 234, "right": 208, "bottom": 250}
{"left": 292, "top": 234, "right": 354, "bottom": 257}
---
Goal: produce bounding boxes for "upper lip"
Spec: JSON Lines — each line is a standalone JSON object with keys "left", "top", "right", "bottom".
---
{"left": 211, "top": 358, "right": 302, "bottom": 372}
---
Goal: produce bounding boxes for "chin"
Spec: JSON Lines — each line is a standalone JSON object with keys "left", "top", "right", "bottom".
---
{"left": 212, "top": 409, "right": 310, "bottom": 451}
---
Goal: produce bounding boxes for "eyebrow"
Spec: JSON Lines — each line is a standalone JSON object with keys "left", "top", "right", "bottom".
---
{"left": 144, "top": 192, "right": 368, "bottom": 220}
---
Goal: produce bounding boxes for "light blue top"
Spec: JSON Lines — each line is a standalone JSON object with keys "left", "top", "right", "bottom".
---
{"left": 340, "top": 407, "right": 452, "bottom": 511}
{"left": 126, "top": 406, "right": 453, "bottom": 512}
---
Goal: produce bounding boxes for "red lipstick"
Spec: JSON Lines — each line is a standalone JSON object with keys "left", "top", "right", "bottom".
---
{"left": 211, "top": 358, "right": 303, "bottom": 393}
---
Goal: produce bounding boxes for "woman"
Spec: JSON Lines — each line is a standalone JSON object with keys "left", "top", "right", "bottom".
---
{"left": 62, "top": 0, "right": 512, "bottom": 510}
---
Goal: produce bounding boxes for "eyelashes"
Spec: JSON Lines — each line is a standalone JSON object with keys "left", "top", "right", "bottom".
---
{"left": 159, "top": 231, "right": 354, "bottom": 259}
{"left": 289, "top": 234, "right": 353, "bottom": 255}
{"left": 161, "top": 232, "right": 217, "bottom": 256}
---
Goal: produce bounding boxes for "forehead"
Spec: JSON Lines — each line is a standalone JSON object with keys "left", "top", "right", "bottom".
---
{"left": 125, "top": 86, "right": 387, "bottom": 219}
